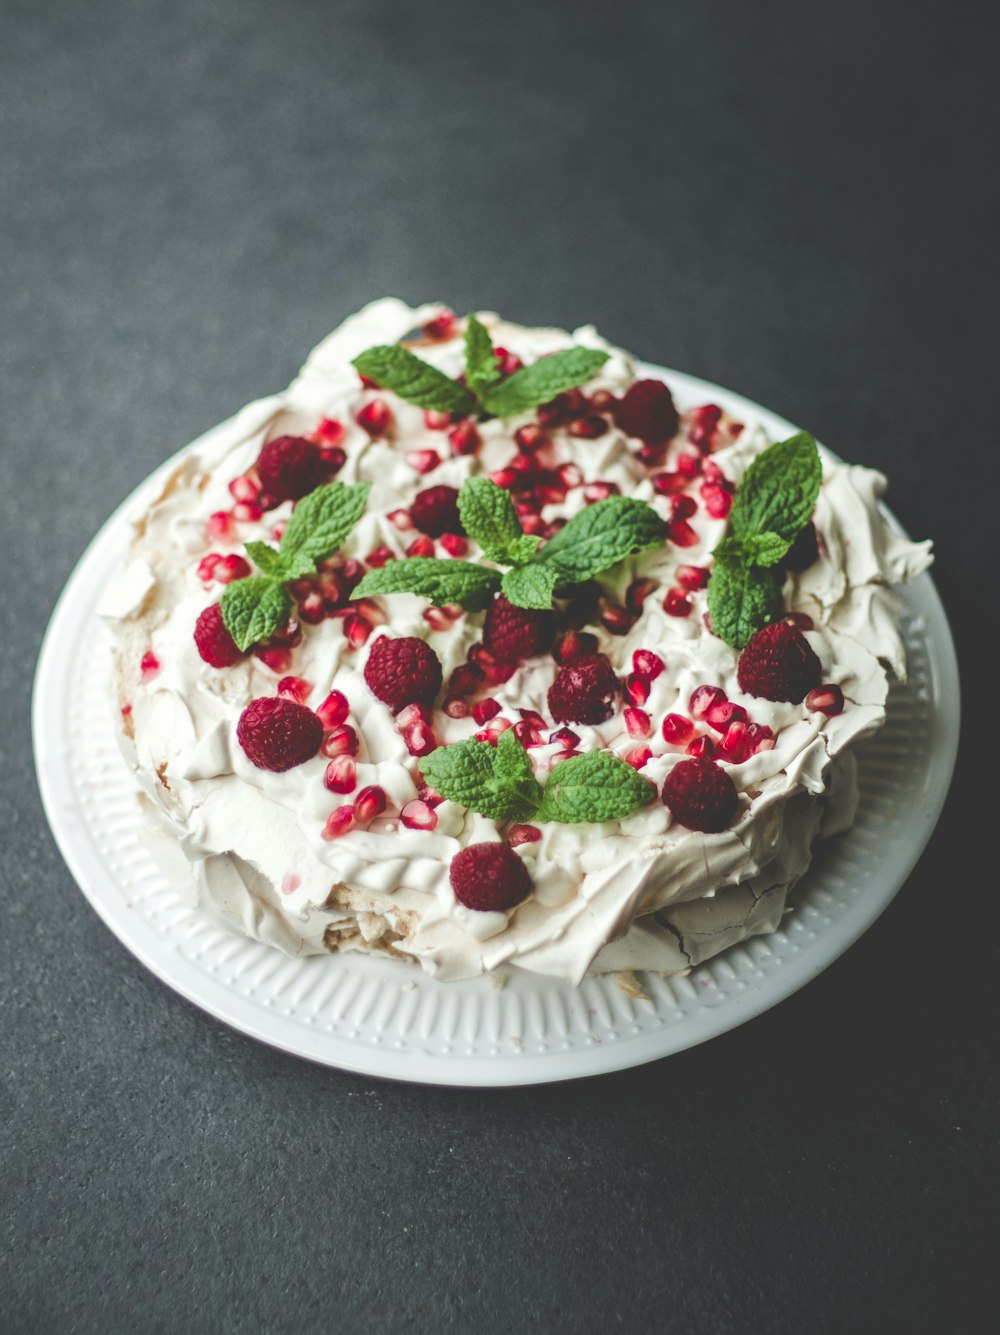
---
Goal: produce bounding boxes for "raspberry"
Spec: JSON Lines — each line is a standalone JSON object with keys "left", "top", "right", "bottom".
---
{"left": 450, "top": 842, "right": 532, "bottom": 912}
{"left": 256, "top": 435, "right": 327, "bottom": 502}
{"left": 409, "top": 485, "right": 464, "bottom": 538}
{"left": 193, "top": 603, "right": 244, "bottom": 668}
{"left": 661, "top": 758, "right": 738, "bottom": 832}
{"left": 737, "top": 620, "right": 822, "bottom": 703}
{"left": 363, "top": 635, "right": 443, "bottom": 712}
{"left": 236, "top": 697, "right": 323, "bottom": 771}
{"left": 483, "top": 594, "right": 555, "bottom": 661}
{"left": 547, "top": 653, "right": 619, "bottom": 725}
{"left": 613, "top": 379, "right": 679, "bottom": 443}
{"left": 781, "top": 521, "right": 820, "bottom": 573}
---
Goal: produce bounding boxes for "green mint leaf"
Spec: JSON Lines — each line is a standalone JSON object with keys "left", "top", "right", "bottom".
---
{"left": 351, "top": 558, "right": 501, "bottom": 612}
{"left": 279, "top": 481, "right": 371, "bottom": 568}
{"left": 480, "top": 347, "right": 610, "bottom": 417}
{"left": 537, "top": 750, "right": 657, "bottom": 824}
{"left": 730, "top": 432, "right": 822, "bottom": 545}
{"left": 244, "top": 541, "right": 289, "bottom": 578}
{"left": 534, "top": 496, "right": 666, "bottom": 582}
{"left": 420, "top": 734, "right": 542, "bottom": 822}
{"left": 706, "top": 558, "right": 784, "bottom": 650}
{"left": 457, "top": 477, "right": 524, "bottom": 560}
{"left": 464, "top": 314, "right": 503, "bottom": 402}
{"left": 742, "top": 530, "right": 792, "bottom": 568}
{"left": 220, "top": 576, "right": 292, "bottom": 652}
{"left": 506, "top": 533, "right": 542, "bottom": 565}
{"left": 501, "top": 562, "right": 561, "bottom": 610}
{"left": 352, "top": 345, "right": 477, "bottom": 416}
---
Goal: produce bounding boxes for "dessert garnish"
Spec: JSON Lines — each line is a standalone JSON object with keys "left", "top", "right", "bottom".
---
{"left": 450, "top": 841, "right": 533, "bottom": 912}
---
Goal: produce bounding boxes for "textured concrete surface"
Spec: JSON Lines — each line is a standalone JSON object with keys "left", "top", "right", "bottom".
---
{"left": 2, "top": 1, "right": 994, "bottom": 1331}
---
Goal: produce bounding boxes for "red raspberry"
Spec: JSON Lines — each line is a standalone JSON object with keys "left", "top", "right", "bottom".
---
{"left": 363, "top": 635, "right": 442, "bottom": 712}
{"left": 483, "top": 594, "right": 555, "bottom": 661}
{"left": 409, "top": 485, "right": 464, "bottom": 538}
{"left": 236, "top": 697, "right": 323, "bottom": 772}
{"left": 613, "top": 379, "right": 679, "bottom": 443}
{"left": 193, "top": 603, "right": 245, "bottom": 668}
{"left": 737, "top": 620, "right": 822, "bottom": 703}
{"left": 450, "top": 842, "right": 532, "bottom": 912}
{"left": 547, "top": 653, "right": 619, "bottom": 725}
{"left": 256, "top": 435, "right": 327, "bottom": 502}
{"left": 661, "top": 758, "right": 738, "bottom": 832}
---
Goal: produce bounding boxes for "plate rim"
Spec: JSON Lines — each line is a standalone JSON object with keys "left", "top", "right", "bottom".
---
{"left": 32, "top": 365, "right": 961, "bottom": 1085}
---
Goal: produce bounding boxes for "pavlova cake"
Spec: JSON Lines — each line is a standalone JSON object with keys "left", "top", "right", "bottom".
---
{"left": 101, "top": 300, "right": 932, "bottom": 983}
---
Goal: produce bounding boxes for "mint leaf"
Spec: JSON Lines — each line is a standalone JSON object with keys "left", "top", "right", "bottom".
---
{"left": 279, "top": 482, "right": 371, "bottom": 568}
{"left": 535, "top": 496, "right": 666, "bottom": 582}
{"left": 457, "top": 477, "right": 525, "bottom": 561}
{"left": 352, "top": 345, "right": 477, "bottom": 416}
{"left": 537, "top": 750, "right": 656, "bottom": 824}
{"left": 706, "top": 558, "right": 784, "bottom": 650}
{"left": 480, "top": 347, "right": 610, "bottom": 417}
{"left": 501, "top": 563, "right": 561, "bottom": 610}
{"left": 244, "top": 541, "right": 289, "bottom": 578}
{"left": 464, "top": 314, "right": 503, "bottom": 402}
{"left": 351, "top": 558, "right": 501, "bottom": 611}
{"left": 730, "top": 432, "right": 822, "bottom": 545}
{"left": 743, "top": 530, "right": 792, "bottom": 568}
{"left": 420, "top": 734, "right": 542, "bottom": 822}
{"left": 220, "top": 576, "right": 292, "bottom": 652}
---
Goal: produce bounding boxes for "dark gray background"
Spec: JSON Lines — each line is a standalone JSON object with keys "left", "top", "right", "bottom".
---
{"left": 2, "top": 1, "right": 996, "bottom": 1332}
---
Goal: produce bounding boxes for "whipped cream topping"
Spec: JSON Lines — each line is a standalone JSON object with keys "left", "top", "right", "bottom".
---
{"left": 103, "top": 300, "right": 932, "bottom": 982}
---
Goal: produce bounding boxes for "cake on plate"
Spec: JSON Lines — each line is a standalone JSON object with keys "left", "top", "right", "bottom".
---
{"left": 100, "top": 300, "right": 932, "bottom": 982}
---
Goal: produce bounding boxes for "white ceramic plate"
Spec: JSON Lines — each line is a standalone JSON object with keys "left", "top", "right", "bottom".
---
{"left": 32, "top": 367, "right": 959, "bottom": 1086}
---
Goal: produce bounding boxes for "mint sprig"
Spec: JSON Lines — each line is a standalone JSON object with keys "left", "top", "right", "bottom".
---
{"left": 707, "top": 432, "right": 822, "bottom": 649}
{"left": 421, "top": 731, "right": 655, "bottom": 825}
{"left": 351, "top": 312, "right": 609, "bottom": 419}
{"left": 352, "top": 478, "right": 666, "bottom": 612}
{"left": 220, "top": 481, "right": 371, "bottom": 651}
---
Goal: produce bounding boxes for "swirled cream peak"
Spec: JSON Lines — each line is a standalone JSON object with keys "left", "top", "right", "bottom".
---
{"left": 104, "top": 300, "right": 932, "bottom": 982}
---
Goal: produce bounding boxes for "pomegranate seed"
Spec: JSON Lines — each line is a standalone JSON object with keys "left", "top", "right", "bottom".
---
{"left": 320, "top": 445, "right": 346, "bottom": 472}
{"left": 512, "top": 719, "right": 544, "bottom": 748}
{"left": 600, "top": 604, "right": 632, "bottom": 635}
{"left": 197, "top": 553, "right": 221, "bottom": 582}
{"left": 339, "top": 556, "right": 364, "bottom": 587}
{"left": 394, "top": 703, "right": 430, "bottom": 730}
{"left": 423, "top": 606, "right": 454, "bottom": 632}
{"left": 343, "top": 613, "right": 372, "bottom": 648}
{"left": 417, "top": 783, "right": 444, "bottom": 808}
{"left": 424, "top": 409, "right": 452, "bottom": 431}
{"left": 786, "top": 611, "right": 816, "bottom": 631}
{"left": 686, "top": 735, "right": 716, "bottom": 759}
{"left": 255, "top": 647, "right": 293, "bottom": 673}
{"left": 490, "top": 467, "right": 518, "bottom": 489}
{"left": 355, "top": 785, "right": 387, "bottom": 823}
{"left": 623, "top": 673, "right": 650, "bottom": 707}
{"left": 747, "top": 722, "right": 776, "bottom": 753}
{"left": 806, "top": 684, "right": 845, "bottom": 716}
{"left": 570, "top": 414, "right": 609, "bottom": 439}
{"left": 215, "top": 554, "right": 250, "bottom": 584}
{"left": 232, "top": 501, "right": 263, "bottom": 523}
{"left": 388, "top": 508, "right": 414, "bottom": 531}
{"left": 515, "top": 424, "right": 548, "bottom": 453}
{"left": 692, "top": 403, "right": 722, "bottom": 425}
{"left": 322, "top": 806, "right": 355, "bottom": 840}
{"left": 356, "top": 400, "right": 392, "bottom": 436}
{"left": 321, "top": 724, "right": 359, "bottom": 758}
{"left": 624, "top": 707, "right": 652, "bottom": 740}
{"left": 139, "top": 651, "right": 160, "bottom": 681}
{"left": 277, "top": 675, "right": 311, "bottom": 703}
{"left": 407, "top": 449, "right": 441, "bottom": 474}
{"left": 482, "top": 657, "right": 516, "bottom": 685}
{"left": 317, "top": 572, "right": 345, "bottom": 608}
{"left": 268, "top": 619, "right": 302, "bottom": 649}
{"left": 668, "top": 519, "right": 700, "bottom": 548}
{"left": 407, "top": 535, "right": 435, "bottom": 559}
{"left": 440, "top": 532, "right": 469, "bottom": 557}
{"left": 514, "top": 499, "right": 541, "bottom": 520}
{"left": 589, "top": 389, "right": 618, "bottom": 413}
{"left": 661, "top": 714, "right": 695, "bottom": 745}
{"left": 625, "top": 745, "right": 653, "bottom": 770}
{"left": 270, "top": 519, "right": 288, "bottom": 540}
{"left": 652, "top": 471, "right": 687, "bottom": 496}
{"left": 701, "top": 482, "right": 733, "bottom": 519}
{"left": 444, "top": 696, "right": 470, "bottom": 719}
{"left": 450, "top": 665, "right": 485, "bottom": 697}
{"left": 730, "top": 422, "right": 744, "bottom": 437}
{"left": 676, "top": 452, "right": 702, "bottom": 477}
{"left": 549, "top": 727, "right": 580, "bottom": 750}
{"left": 324, "top": 755, "right": 357, "bottom": 794}
{"left": 705, "top": 700, "right": 748, "bottom": 732}
{"left": 549, "top": 749, "right": 581, "bottom": 767}
{"left": 229, "top": 475, "right": 261, "bottom": 502}
{"left": 472, "top": 698, "right": 501, "bottom": 725}
{"left": 671, "top": 495, "right": 697, "bottom": 521}
{"left": 315, "top": 416, "right": 346, "bottom": 445}
{"left": 366, "top": 545, "right": 395, "bottom": 568}
{"left": 520, "top": 514, "right": 547, "bottom": 535}
{"left": 718, "top": 720, "right": 749, "bottom": 763}
{"left": 508, "top": 824, "right": 542, "bottom": 847}
{"left": 517, "top": 708, "right": 547, "bottom": 729}
{"left": 689, "top": 422, "right": 716, "bottom": 452}
{"left": 423, "top": 310, "right": 456, "bottom": 340}
{"left": 663, "top": 588, "right": 692, "bottom": 617}
{"left": 316, "top": 690, "right": 350, "bottom": 728}
{"left": 676, "top": 564, "right": 710, "bottom": 591}
{"left": 632, "top": 649, "right": 665, "bottom": 682}
{"left": 400, "top": 799, "right": 438, "bottom": 831}
{"left": 689, "top": 685, "right": 727, "bottom": 719}
{"left": 403, "top": 720, "right": 438, "bottom": 757}
{"left": 701, "top": 459, "right": 730, "bottom": 486}
{"left": 448, "top": 420, "right": 481, "bottom": 455}
{"left": 557, "top": 462, "right": 584, "bottom": 489}
{"left": 555, "top": 629, "right": 599, "bottom": 663}
{"left": 479, "top": 716, "right": 513, "bottom": 745}
{"left": 584, "top": 481, "right": 620, "bottom": 505}
{"left": 635, "top": 441, "right": 666, "bottom": 467}
{"left": 509, "top": 453, "right": 537, "bottom": 476}
{"left": 206, "top": 510, "right": 234, "bottom": 542}
{"left": 624, "top": 578, "right": 656, "bottom": 614}
{"left": 298, "top": 591, "right": 325, "bottom": 624}
{"left": 494, "top": 346, "right": 524, "bottom": 375}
